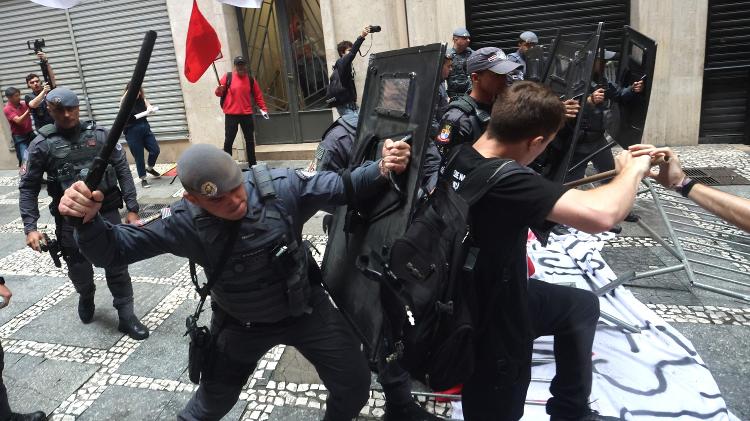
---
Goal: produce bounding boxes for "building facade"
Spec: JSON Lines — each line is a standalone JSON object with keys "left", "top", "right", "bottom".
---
{"left": 0, "top": 0, "right": 746, "bottom": 169}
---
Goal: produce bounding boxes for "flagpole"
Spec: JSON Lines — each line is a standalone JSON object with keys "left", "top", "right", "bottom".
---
{"left": 212, "top": 62, "right": 221, "bottom": 84}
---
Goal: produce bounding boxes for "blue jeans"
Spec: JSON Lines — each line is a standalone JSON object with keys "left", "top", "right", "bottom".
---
{"left": 12, "top": 133, "right": 32, "bottom": 166}
{"left": 124, "top": 119, "right": 160, "bottom": 178}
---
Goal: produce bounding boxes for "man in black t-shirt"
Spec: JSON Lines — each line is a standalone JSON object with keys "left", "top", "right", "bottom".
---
{"left": 443, "top": 81, "right": 658, "bottom": 421}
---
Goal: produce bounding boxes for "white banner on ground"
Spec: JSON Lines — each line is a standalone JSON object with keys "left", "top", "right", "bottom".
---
{"left": 29, "top": 0, "right": 81, "bottom": 9}
{"left": 216, "top": 0, "right": 262, "bottom": 8}
{"left": 452, "top": 228, "right": 739, "bottom": 420}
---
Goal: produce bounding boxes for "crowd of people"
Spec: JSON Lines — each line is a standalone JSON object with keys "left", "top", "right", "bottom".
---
{"left": 1, "top": 22, "right": 749, "bottom": 421}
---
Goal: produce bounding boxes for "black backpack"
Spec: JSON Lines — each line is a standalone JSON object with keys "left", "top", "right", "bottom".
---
{"left": 324, "top": 66, "right": 348, "bottom": 107}
{"left": 220, "top": 72, "right": 256, "bottom": 109}
{"left": 359, "top": 154, "right": 528, "bottom": 390}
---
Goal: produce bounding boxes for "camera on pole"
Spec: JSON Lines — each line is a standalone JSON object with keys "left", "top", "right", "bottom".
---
{"left": 26, "top": 38, "right": 56, "bottom": 89}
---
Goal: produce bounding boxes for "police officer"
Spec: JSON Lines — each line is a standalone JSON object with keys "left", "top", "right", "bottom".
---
{"left": 314, "top": 112, "right": 359, "bottom": 173}
{"left": 508, "top": 31, "right": 539, "bottom": 81}
{"left": 429, "top": 51, "right": 453, "bottom": 140}
{"left": 19, "top": 87, "right": 148, "bottom": 340}
{"left": 436, "top": 47, "right": 582, "bottom": 161}
{"left": 565, "top": 50, "right": 644, "bottom": 183}
{"left": 57, "top": 142, "right": 412, "bottom": 421}
{"left": 435, "top": 47, "right": 521, "bottom": 159}
{"left": 446, "top": 27, "right": 473, "bottom": 101}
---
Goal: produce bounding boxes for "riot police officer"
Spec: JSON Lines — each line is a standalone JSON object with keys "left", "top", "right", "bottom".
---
{"left": 314, "top": 112, "right": 359, "bottom": 173}
{"left": 19, "top": 87, "right": 148, "bottom": 340}
{"left": 57, "top": 142, "right": 412, "bottom": 421}
{"left": 446, "top": 27, "right": 473, "bottom": 101}
{"left": 508, "top": 31, "right": 539, "bottom": 81}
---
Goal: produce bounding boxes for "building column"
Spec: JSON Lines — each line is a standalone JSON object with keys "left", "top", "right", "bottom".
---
{"left": 631, "top": 0, "right": 708, "bottom": 146}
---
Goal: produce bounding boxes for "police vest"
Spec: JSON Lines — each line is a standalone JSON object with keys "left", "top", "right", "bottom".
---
{"left": 447, "top": 49, "right": 472, "bottom": 96}
{"left": 198, "top": 168, "right": 311, "bottom": 324}
{"left": 39, "top": 122, "right": 120, "bottom": 207}
{"left": 446, "top": 95, "right": 490, "bottom": 143}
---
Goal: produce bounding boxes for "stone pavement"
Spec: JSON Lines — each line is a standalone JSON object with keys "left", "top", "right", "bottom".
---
{"left": 0, "top": 145, "right": 746, "bottom": 420}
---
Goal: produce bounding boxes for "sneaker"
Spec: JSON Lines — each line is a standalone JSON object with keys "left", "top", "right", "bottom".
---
{"left": 146, "top": 167, "right": 161, "bottom": 178}
{"left": 141, "top": 178, "right": 151, "bottom": 188}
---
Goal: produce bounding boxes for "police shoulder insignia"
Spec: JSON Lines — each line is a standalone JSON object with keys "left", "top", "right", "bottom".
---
{"left": 437, "top": 123, "right": 452, "bottom": 144}
{"left": 115, "top": 142, "right": 122, "bottom": 151}
{"left": 200, "top": 181, "right": 218, "bottom": 197}
{"left": 295, "top": 169, "right": 316, "bottom": 180}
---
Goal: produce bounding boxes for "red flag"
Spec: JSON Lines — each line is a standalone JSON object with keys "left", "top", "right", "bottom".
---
{"left": 184, "top": 0, "right": 222, "bottom": 83}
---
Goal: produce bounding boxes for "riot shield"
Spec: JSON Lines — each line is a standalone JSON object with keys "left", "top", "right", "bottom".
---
{"left": 611, "top": 26, "right": 657, "bottom": 147}
{"left": 539, "top": 22, "right": 603, "bottom": 183}
{"left": 524, "top": 45, "right": 546, "bottom": 82}
{"left": 321, "top": 43, "right": 446, "bottom": 363}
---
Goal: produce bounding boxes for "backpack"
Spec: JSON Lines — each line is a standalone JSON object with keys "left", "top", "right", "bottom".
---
{"left": 324, "top": 66, "right": 348, "bottom": 107}
{"left": 220, "top": 72, "right": 256, "bottom": 109}
{"left": 359, "top": 152, "right": 529, "bottom": 390}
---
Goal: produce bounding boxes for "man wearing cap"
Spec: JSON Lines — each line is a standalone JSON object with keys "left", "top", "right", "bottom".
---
{"left": 435, "top": 47, "right": 520, "bottom": 159}
{"left": 508, "top": 31, "right": 539, "bottom": 81}
{"left": 446, "top": 27, "right": 474, "bottom": 101}
{"left": 57, "top": 140, "right": 413, "bottom": 421}
{"left": 18, "top": 87, "right": 148, "bottom": 340}
{"left": 215, "top": 56, "right": 269, "bottom": 166}
{"left": 563, "top": 49, "right": 644, "bottom": 183}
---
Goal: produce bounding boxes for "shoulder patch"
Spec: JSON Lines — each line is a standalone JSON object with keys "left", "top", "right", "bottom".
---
{"left": 115, "top": 142, "right": 123, "bottom": 151}
{"left": 295, "top": 169, "right": 317, "bottom": 180}
{"left": 437, "top": 123, "right": 453, "bottom": 144}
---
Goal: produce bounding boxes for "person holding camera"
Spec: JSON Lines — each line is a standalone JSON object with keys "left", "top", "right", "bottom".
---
{"left": 122, "top": 83, "right": 161, "bottom": 188}
{"left": 18, "top": 87, "right": 149, "bottom": 341}
{"left": 0, "top": 277, "right": 47, "bottom": 421}
{"left": 215, "top": 56, "right": 268, "bottom": 166}
{"left": 25, "top": 52, "right": 56, "bottom": 131}
{"left": 328, "top": 25, "right": 376, "bottom": 116}
{"left": 3, "top": 88, "right": 34, "bottom": 167}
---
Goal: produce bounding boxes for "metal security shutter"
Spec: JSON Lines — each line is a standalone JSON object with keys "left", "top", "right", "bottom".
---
{"left": 0, "top": 0, "right": 90, "bottom": 121}
{"left": 466, "top": 0, "right": 629, "bottom": 54}
{"left": 69, "top": 0, "right": 188, "bottom": 141}
{"left": 699, "top": 0, "right": 750, "bottom": 144}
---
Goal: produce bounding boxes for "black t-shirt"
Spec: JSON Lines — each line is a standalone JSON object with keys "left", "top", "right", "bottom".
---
{"left": 24, "top": 92, "right": 54, "bottom": 130}
{"left": 444, "top": 143, "right": 567, "bottom": 370}
{"left": 126, "top": 97, "right": 148, "bottom": 127}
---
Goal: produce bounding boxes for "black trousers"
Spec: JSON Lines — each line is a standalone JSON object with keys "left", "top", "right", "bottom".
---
{"left": 0, "top": 342, "right": 9, "bottom": 419}
{"left": 56, "top": 208, "right": 134, "bottom": 309}
{"left": 461, "top": 280, "right": 600, "bottom": 421}
{"left": 566, "top": 137, "right": 616, "bottom": 184}
{"left": 223, "top": 114, "right": 256, "bottom": 165}
{"left": 177, "top": 286, "right": 370, "bottom": 421}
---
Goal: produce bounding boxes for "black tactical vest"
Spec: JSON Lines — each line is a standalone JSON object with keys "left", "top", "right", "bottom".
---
{"left": 40, "top": 122, "right": 119, "bottom": 199}
{"left": 446, "top": 95, "right": 491, "bottom": 143}
{"left": 447, "top": 48, "right": 473, "bottom": 98}
{"left": 198, "top": 168, "right": 311, "bottom": 324}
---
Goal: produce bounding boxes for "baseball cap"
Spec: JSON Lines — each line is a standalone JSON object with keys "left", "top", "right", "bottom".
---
{"left": 466, "top": 47, "right": 521, "bottom": 75}
{"left": 46, "top": 87, "right": 79, "bottom": 107}
{"left": 177, "top": 144, "right": 244, "bottom": 198}
{"left": 233, "top": 56, "right": 248, "bottom": 65}
{"left": 519, "top": 31, "right": 539, "bottom": 44}
{"left": 452, "top": 27, "right": 470, "bottom": 38}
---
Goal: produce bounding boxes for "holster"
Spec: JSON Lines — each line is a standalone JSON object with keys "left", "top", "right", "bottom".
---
{"left": 187, "top": 316, "right": 213, "bottom": 384}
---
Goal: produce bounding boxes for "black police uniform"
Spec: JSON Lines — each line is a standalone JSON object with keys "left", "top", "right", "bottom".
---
{"left": 434, "top": 94, "right": 491, "bottom": 160}
{"left": 566, "top": 80, "right": 636, "bottom": 183}
{"left": 315, "top": 113, "right": 359, "bottom": 173}
{"left": 73, "top": 163, "right": 392, "bottom": 421}
{"left": 446, "top": 47, "right": 473, "bottom": 100}
{"left": 18, "top": 121, "right": 144, "bottom": 334}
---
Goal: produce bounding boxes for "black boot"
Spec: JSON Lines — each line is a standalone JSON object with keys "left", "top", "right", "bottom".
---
{"left": 8, "top": 411, "right": 47, "bottom": 421}
{"left": 117, "top": 316, "right": 149, "bottom": 340}
{"left": 77, "top": 292, "right": 95, "bottom": 324}
{"left": 384, "top": 400, "right": 442, "bottom": 421}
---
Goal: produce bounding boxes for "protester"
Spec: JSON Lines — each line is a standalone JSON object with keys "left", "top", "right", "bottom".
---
{"left": 57, "top": 140, "right": 412, "bottom": 421}
{"left": 647, "top": 146, "right": 750, "bottom": 233}
{"left": 122, "top": 83, "right": 161, "bottom": 188}
{"left": 19, "top": 87, "right": 148, "bottom": 340}
{"left": 215, "top": 56, "right": 268, "bottom": 166}
{"left": 328, "top": 26, "right": 372, "bottom": 116}
{"left": 0, "top": 277, "right": 47, "bottom": 421}
{"left": 443, "top": 81, "right": 660, "bottom": 421}
{"left": 3, "top": 88, "right": 34, "bottom": 167}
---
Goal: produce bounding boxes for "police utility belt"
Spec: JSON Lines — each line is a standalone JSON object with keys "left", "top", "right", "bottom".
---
{"left": 185, "top": 164, "right": 312, "bottom": 384}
